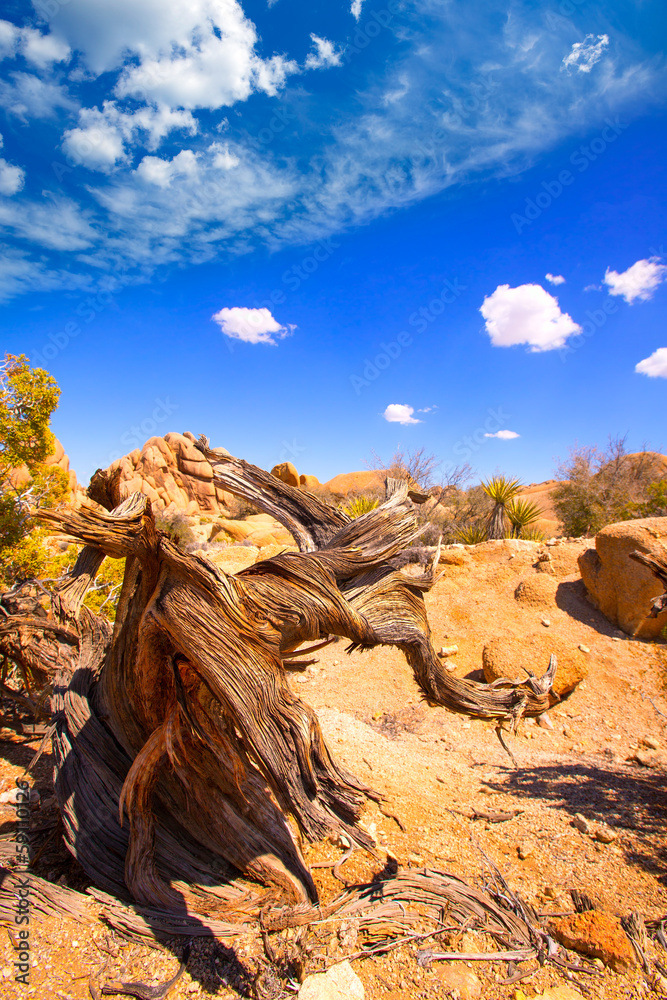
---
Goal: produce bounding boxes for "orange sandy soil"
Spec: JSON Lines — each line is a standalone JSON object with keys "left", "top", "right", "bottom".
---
{"left": 1, "top": 538, "right": 666, "bottom": 999}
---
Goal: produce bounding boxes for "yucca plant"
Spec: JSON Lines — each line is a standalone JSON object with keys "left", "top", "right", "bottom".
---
{"left": 520, "top": 526, "right": 546, "bottom": 542}
{"left": 340, "top": 496, "right": 379, "bottom": 519}
{"left": 456, "top": 523, "right": 488, "bottom": 544}
{"left": 506, "top": 498, "right": 544, "bottom": 538}
{"left": 481, "top": 476, "right": 523, "bottom": 540}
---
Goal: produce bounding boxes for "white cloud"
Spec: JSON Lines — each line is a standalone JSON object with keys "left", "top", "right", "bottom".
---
{"left": 545, "top": 272, "right": 565, "bottom": 285}
{"left": 484, "top": 429, "right": 520, "bottom": 439}
{"left": 211, "top": 306, "right": 295, "bottom": 345}
{"left": 351, "top": 0, "right": 364, "bottom": 20}
{"left": 62, "top": 124, "right": 126, "bottom": 173}
{"left": 0, "top": 195, "right": 96, "bottom": 251}
{"left": 305, "top": 35, "right": 342, "bottom": 70}
{"left": 480, "top": 283, "right": 582, "bottom": 352}
{"left": 49, "top": 0, "right": 298, "bottom": 111}
{"left": 382, "top": 404, "right": 421, "bottom": 425}
{"left": 20, "top": 28, "right": 71, "bottom": 68}
{"left": 635, "top": 348, "right": 667, "bottom": 379}
{"left": 603, "top": 257, "right": 667, "bottom": 304}
{"left": 136, "top": 149, "right": 199, "bottom": 188}
{"left": 0, "top": 20, "right": 18, "bottom": 60}
{"left": 0, "top": 72, "right": 77, "bottom": 120}
{"left": 562, "top": 34, "right": 609, "bottom": 74}
{"left": 0, "top": 157, "right": 25, "bottom": 196}
{"left": 0, "top": 21, "right": 70, "bottom": 67}
{"left": 61, "top": 101, "right": 197, "bottom": 172}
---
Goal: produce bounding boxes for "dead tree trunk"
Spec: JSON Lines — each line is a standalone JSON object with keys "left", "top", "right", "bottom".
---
{"left": 1, "top": 444, "right": 557, "bottom": 921}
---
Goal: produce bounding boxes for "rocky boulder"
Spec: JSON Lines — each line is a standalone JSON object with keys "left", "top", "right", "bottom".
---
{"left": 514, "top": 574, "right": 558, "bottom": 608}
{"left": 578, "top": 517, "right": 667, "bottom": 638}
{"left": 324, "top": 470, "right": 386, "bottom": 497}
{"left": 299, "top": 473, "right": 320, "bottom": 489}
{"left": 271, "top": 461, "right": 300, "bottom": 487}
{"left": 107, "top": 431, "right": 235, "bottom": 516}
{"left": 483, "top": 633, "right": 588, "bottom": 696}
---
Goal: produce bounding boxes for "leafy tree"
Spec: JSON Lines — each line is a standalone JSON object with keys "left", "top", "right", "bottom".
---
{"left": 552, "top": 436, "right": 665, "bottom": 536}
{"left": 0, "top": 355, "right": 68, "bottom": 585}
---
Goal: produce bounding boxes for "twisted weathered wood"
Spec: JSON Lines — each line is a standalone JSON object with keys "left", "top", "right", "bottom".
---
{"left": 0, "top": 441, "right": 559, "bottom": 925}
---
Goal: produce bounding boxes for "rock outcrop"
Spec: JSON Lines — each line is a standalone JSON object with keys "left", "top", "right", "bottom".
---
{"left": 578, "top": 517, "right": 667, "bottom": 638}
{"left": 323, "top": 470, "right": 386, "bottom": 497}
{"left": 107, "top": 431, "right": 235, "bottom": 515}
{"left": 270, "top": 461, "right": 300, "bottom": 487}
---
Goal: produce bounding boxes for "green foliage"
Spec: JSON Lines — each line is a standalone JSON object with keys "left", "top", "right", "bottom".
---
{"left": 456, "top": 523, "right": 488, "bottom": 544}
{"left": 482, "top": 476, "right": 523, "bottom": 504}
{"left": 482, "top": 475, "right": 524, "bottom": 540}
{"left": 340, "top": 496, "right": 379, "bottom": 518}
{"left": 520, "top": 526, "right": 546, "bottom": 542}
{"left": 506, "top": 497, "right": 544, "bottom": 538}
{"left": 154, "top": 508, "right": 196, "bottom": 549}
{"left": 552, "top": 437, "right": 665, "bottom": 536}
{"left": 620, "top": 478, "right": 667, "bottom": 520}
{"left": 0, "top": 355, "right": 66, "bottom": 587}
{"left": 82, "top": 557, "right": 126, "bottom": 620}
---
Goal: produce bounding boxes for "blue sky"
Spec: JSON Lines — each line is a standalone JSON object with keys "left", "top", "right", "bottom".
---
{"left": 1, "top": 0, "right": 666, "bottom": 486}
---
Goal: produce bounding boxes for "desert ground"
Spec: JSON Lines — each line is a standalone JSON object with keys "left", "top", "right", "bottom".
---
{"left": 1, "top": 535, "right": 666, "bottom": 999}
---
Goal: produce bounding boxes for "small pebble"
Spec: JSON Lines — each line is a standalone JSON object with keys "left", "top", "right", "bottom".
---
{"left": 517, "top": 841, "right": 534, "bottom": 860}
{"left": 438, "top": 644, "right": 459, "bottom": 658}
{"left": 578, "top": 644, "right": 591, "bottom": 653}
{"left": 573, "top": 813, "right": 592, "bottom": 835}
{"left": 642, "top": 736, "right": 660, "bottom": 750}
{"left": 541, "top": 618, "right": 551, "bottom": 627}
{"left": 594, "top": 827, "right": 617, "bottom": 844}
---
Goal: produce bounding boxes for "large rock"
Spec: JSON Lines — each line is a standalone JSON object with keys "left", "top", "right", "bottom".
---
{"left": 578, "top": 517, "right": 667, "bottom": 638}
{"left": 549, "top": 911, "right": 635, "bottom": 972}
{"left": 300, "top": 474, "right": 320, "bottom": 489}
{"left": 483, "top": 634, "right": 587, "bottom": 696}
{"left": 271, "top": 461, "right": 299, "bottom": 487}
{"left": 434, "top": 965, "right": 481, "bottom": 998}
{"left": 107, "top": 432, "right": 235, "bottom": 516}
{"left": 515, "top": 574, "right": 558, "bottom": 608}
{"left": 298, "top": 960, "right": 364, "bottom": 1000}
{"left": 324, "top": 470, "right": 386, "bottom": 497}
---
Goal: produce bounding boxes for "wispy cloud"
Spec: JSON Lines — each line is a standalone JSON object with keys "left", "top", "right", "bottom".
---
{"left": 211, "top": 306, "right": 295, "bottom": 345}
{"left": 480, "top": 283, "right": 581, "bottom": 352}
{"left": 305, "top": 35, "right": 342, "bottom": 70}
{"left": 383, "top": 404, "right": 421, "bottom": 425}
{"left": 484, "top": 429, "right": 520, "bottom": 439}
{"left": 562, "top": 34, "right": 609, "bottom": 74}
{"left": 545, "top": 273, "right": 565, "bottom": 285}
{"left": 350, "top": 0, "right": 364, "bottom": 21}
{"left": 603, "top": 257, "right": 667, "bottom": 304}
{"left": 635, "top": 348, "right": 667, "bottom": 378}
{"left": 0, "top": 3, "right": 663, "bottom": 301}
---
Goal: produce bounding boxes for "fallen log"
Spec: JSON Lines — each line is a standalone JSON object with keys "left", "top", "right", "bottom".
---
{"left": 0, "top": 443, "right": 558, "bottom": 923}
